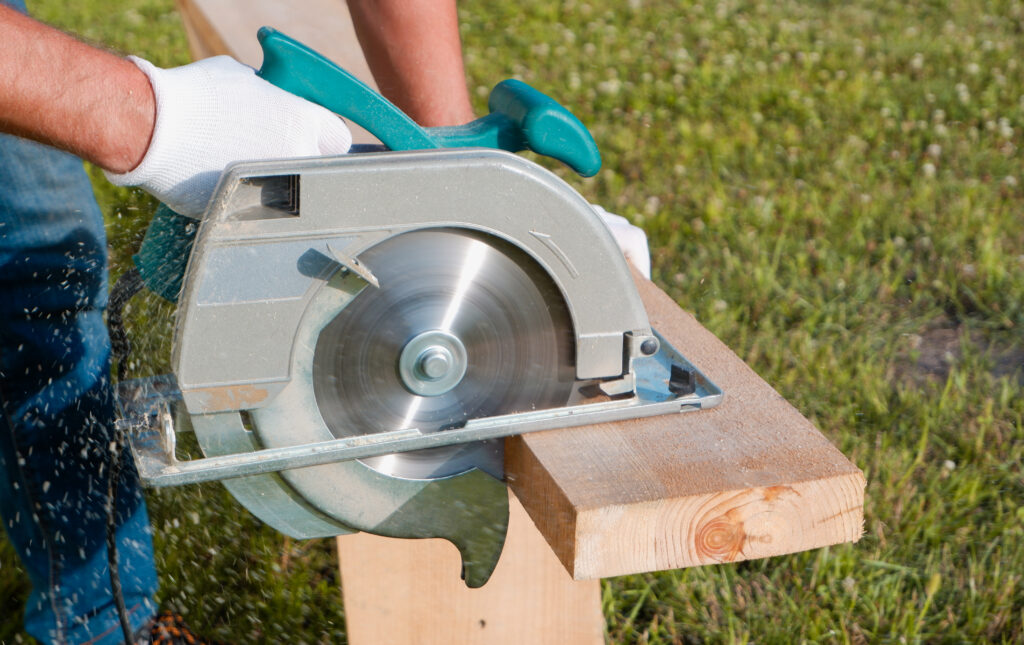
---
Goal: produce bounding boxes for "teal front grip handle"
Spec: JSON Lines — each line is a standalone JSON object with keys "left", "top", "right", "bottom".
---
{"left": 491, "top": 79, "right": 602, "bottom": 177}
{"left": 430, "top": 80, "right": 602, "bottom": 176}
{"left": 490, "top": 79, "right": 602, "bottom": 176}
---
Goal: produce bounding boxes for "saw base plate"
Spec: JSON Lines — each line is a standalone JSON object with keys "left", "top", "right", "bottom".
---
{"left": 118, "top": 331, "right": 721, "bottom": 488}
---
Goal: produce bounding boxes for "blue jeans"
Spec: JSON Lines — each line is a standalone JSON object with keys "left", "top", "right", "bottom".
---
{"left": 0, "top": 126, "right": 158, "bottom": 644}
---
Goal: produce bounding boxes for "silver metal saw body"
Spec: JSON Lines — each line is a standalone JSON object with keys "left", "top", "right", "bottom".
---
{"left": 124, "top": 148, "right": 722, "bottom": 587}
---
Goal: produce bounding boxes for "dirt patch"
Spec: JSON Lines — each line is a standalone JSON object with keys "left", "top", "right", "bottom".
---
{"left": 895, "top": 320, "right": 1024, "bottom": 385}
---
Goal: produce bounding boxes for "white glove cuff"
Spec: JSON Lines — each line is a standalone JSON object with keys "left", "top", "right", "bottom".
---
{"left": 104, "top": 56, "right": 221, "bottom": 216}
{"left": 592, "top": 205, "right": 652, "bottom": 279}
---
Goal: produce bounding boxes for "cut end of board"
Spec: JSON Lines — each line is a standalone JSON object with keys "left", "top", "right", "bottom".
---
{"left": 506, "top": 272, "right": 866, "bottom": 581}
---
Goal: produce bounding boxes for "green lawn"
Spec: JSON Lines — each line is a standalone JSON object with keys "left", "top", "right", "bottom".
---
{"left": 2, "top": 0, "right": 1021, "bottom": 642}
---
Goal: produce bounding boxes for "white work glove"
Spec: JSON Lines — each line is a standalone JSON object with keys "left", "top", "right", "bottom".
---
{"left": 105, "top": 56, "right": 352, "bottom": 217}
{"left": 592, "top": 205, "right": 651, "bottom": 279}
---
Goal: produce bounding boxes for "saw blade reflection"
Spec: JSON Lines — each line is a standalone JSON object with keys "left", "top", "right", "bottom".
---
{"left": 311, "top": 229, "right": 575, "bottom": 480}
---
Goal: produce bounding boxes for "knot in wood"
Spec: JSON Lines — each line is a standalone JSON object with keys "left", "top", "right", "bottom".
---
{"left": 695, "top": 515, "right": 746, "bottom": 562}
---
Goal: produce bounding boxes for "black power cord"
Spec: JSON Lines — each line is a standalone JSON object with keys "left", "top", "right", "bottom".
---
{"left": 109, "top": 268, "right": 145, "bottom": 383}
{"left": 106, "top": 267, "right": 147, "bottom": 644}
{"left": 106, "top": 427, "right": 135, "bottom": 644}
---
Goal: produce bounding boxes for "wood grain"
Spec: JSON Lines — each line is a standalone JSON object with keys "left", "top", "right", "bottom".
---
{"left": 506, "top": 273, "right": 866, "bottom": 579}
{"left": 337, "top": 492, "right": 603, "bottom": 645}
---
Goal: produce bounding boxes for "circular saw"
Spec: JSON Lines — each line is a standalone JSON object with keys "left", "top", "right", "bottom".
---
{"left": 115, "top": 29, "right": 722, "bottom": 588}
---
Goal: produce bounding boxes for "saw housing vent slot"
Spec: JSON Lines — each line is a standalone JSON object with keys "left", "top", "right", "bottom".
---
{"left": 230, "top": 174, "right": 300, "bottom": 220}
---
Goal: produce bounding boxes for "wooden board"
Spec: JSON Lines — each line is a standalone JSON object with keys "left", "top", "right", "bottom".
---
{"left": 337, "top": 492, "right": 604, "bottom": 645}
{"left": 506, "top": 273, "right": 865, "bottom": 579}
{"left": 175, "top": 0, "right": 381, "bottom": 144}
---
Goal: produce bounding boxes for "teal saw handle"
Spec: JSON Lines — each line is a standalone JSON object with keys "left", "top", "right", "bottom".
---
{"left": 257, "top": 27, "right": 438, "bottom": 151}
{"left": 257, "top": 27, "right": 601, "bottom": 176}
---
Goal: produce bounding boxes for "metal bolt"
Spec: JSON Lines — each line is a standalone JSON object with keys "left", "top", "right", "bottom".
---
{"left": 418, "top": 348, "right": 452, "bottom": 380}
{"left": 398, "top": 330, "right": 468, "bottom": 396}
{"left": 640, "top": 338, "right": 659, "bottom": 356}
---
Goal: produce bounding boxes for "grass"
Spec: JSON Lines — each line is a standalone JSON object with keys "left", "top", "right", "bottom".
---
{"left": 2, "top": 0, "right": 1022, "bottom": 642}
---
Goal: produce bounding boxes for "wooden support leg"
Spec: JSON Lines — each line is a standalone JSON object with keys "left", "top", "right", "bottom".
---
{"left": 336, "top": 492, "right": 604, "bottom": 645}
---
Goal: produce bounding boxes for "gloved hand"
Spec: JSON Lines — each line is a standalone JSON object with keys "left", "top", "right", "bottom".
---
{"left": 105, "top": 56, "right": 352, "bottom": 217}
{"left": 592, "top": 205, "right": 652, "bottom": 279}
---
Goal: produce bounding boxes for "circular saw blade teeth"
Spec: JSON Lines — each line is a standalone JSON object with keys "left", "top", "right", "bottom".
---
{"left": 309, "top": 228, "right": 575, "bottom": 480}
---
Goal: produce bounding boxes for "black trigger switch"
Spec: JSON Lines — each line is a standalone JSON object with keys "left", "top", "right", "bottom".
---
{"left": 668, "top": 364, "right": 696, "bottom": 395}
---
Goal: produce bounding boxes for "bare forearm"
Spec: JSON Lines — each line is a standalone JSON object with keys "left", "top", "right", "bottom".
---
{"left": 0, "top": 6, "right": 154, "bottom": 173}
{"left": 347, "top": 0, "right": 474, "bottom": 127}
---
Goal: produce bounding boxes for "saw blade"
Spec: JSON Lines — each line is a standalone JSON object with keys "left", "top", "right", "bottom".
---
{"left": 311, "top": 228, "right": 576, "bottom": 480}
